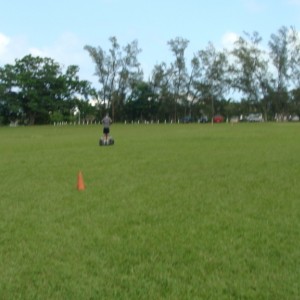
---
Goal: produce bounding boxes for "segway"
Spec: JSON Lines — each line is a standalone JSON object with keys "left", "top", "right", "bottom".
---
{"left": 99, "top": 135, "right": 114, "bottom": 146}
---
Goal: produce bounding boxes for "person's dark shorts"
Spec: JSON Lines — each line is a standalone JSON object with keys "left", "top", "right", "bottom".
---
{"left": 103, "top": 127, "right": 109, "bottom": 134}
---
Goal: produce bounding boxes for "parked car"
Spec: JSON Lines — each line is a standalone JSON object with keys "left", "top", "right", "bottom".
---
{"left": 290, "top": 115, "right": 299, "bottom": 122}
{"left": 180, "top": 116, "right": 194, "bottom": 123}
{"left": 230, "top": 116, "right": 239, "bottom": 123}
{"left": 198, "top": 116, "right": 208, "bottom": 123}
{"left": 213, "top": 115, "right": 224, "bottom": 123}
{"left": 247, "top": 113, "right": 263, "bottom": 122}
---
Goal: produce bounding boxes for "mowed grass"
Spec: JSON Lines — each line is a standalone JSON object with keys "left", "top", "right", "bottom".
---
{"left": 0, "top": 122, "right": 299, "bottom": 299}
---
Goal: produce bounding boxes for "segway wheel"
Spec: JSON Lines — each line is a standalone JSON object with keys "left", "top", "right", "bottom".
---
{"left": 99, "top": 136, "right": 114, "bottom": 146}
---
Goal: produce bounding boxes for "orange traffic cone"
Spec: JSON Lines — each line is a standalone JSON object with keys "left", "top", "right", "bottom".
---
{"left": 77, "top": 171, "right": 85, "bottom": 191}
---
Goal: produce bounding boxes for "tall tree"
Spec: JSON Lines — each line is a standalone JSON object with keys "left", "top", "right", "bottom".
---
{"left": 288, "top": 27, "right": 300, "bottom": 88}
{"left": 84, "top": 37, "right": 121, "bottom": 112}
{"left": 184, "top": 55, "right": 202, "bottom": 118}
{"left": 114, "top": 39, "right": 143, "bottom": 121}
{"left": 0, "top": 64, "right": 20, "bottom": 124}
{"left": 167, "top": 37, "right": 189, "bottom": 121}
{"left": 231, "top": 31, "right": 271, "bottom": 119}
{"left": 268, "top": 26, "right": 291, "bottom": 117}
{"left": 150, "top": 63, "right": 174, "bottom": 121}
{"left": 288, "top": 27, "right": 300, "bottom": 117}
{"left": 84, "top": 37, "right": 143, "bottom": 121}
{"left": 197, "top": 42, "right": 230, "bottom": 122}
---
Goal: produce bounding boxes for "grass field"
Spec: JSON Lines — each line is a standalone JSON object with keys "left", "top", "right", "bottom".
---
{"left": 0, "top": 122, "right": 299, "bottom": 299}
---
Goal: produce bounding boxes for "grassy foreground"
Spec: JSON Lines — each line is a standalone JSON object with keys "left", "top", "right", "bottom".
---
{"left": 0, "top": 123, "right": 299, "bottom": 299}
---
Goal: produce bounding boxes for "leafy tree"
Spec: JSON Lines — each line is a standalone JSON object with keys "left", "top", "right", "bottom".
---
{"left": 288, "top": 27, "right": 300, "bottom": 88}
{"left": 184, "top": 55, "right": 202, "bottom": 118}
{"left": 197, "top": 42, "right": 230, "bottom": 122}
{"left": 84, "top": 37, "right": 143, "bottom": 121}
{"left": 149, "top": 63, "right": 174, "bottom": 121}
{"left": 114, "top": 39, "right": 143, "bottom": 121}
{"left": 3, "top": 29, "right": 300, "bottom": 125}
{"left": 0, "top": 55, "right": 93, "bottom": 124}
{"left": 15, "top": 55, "right": 62, "bottom": 124}
{"left": 287, "top": 27, "right": 300, "bottom": 117}
{"left": 84, "top": 37, "right": 122, "bottom": 116}
{"left": 289, "top": 88, "right": 300, "bottom": 117}
{"left": 231, "top": 31, "right": 271, "bottom": 119}
{"left": 126, "top": 80, "right": 156, "bottom": 122}
{"left": 268, "top": 26, "right": 291, "bottom": 117}
{"left": 167, "top": 37, "right": 189, "bottom": 121}
{"left": 0, "top": 64, "right": 20, "bottom": 124}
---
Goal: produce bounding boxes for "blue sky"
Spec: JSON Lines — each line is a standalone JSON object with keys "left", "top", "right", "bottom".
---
{"left": 1, "top": 0, "right": 300, "bottom": 88}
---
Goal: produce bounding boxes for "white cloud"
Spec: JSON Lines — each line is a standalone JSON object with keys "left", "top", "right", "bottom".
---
{"left": 221, "top": 32, "right": 240, "bottom": 50}
{"left": 24, "top": 32, "right": 85, "bottom": 66}
{"left": 0, "top": 33, "right": 33, "bottom": 64}
{"left": 29, "top": 47, "right": 45, "bottom": 57}
{"left": 0, "top": 32, "right": 98, "bottom": 87}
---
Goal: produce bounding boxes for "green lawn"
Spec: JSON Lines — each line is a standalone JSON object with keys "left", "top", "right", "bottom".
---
{"left": 0, "top": 123, "right": 299, "bottom": 299}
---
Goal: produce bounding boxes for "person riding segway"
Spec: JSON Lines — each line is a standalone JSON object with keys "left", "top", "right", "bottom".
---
{"left": 99, "top": 113, "right": 114, "bottom": 146}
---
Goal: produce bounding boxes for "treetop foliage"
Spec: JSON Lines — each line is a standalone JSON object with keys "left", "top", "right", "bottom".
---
{"left": 1, "top": 26, "right": 300, "bottom": 125}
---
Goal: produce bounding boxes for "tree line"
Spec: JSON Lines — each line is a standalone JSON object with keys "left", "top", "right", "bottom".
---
{"left": 1, "top": 25, "right": 300, "bottom": 125}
